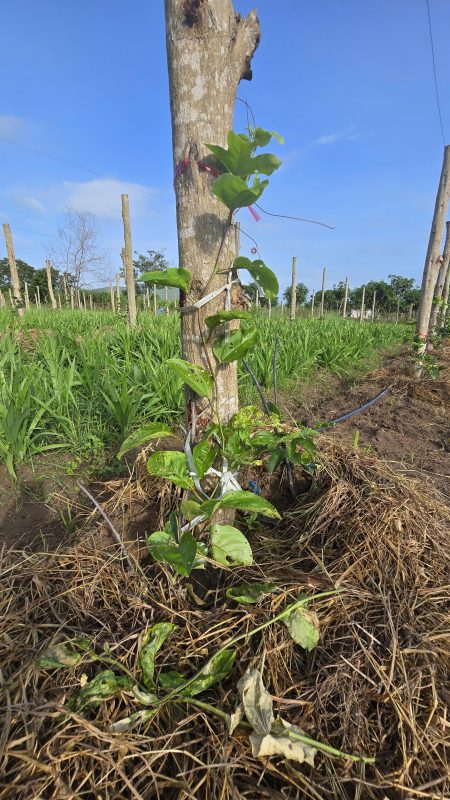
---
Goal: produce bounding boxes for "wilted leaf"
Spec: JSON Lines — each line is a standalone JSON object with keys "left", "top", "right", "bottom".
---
{"left": 250, "top": 719, "right": 316, "bottom": 766}
{"left": 166, "top": 358, "right": 213, "bottom": 399}
{"left": 118, "top": 423, "right": 174, "bottom": 459}
{"left": 131, "top": 685, "right": 159, "bottom": 706}
{"left": 283, "top": 606, "right": 320, "bottom": 652}
{"left": 237, "top": 669, "right": 274, "bottom": 735}
{"left": 227, "top": 703, "right": 245, "bottom": 734}
{"left": 37, "top": 643, "right": 82, "bottom": 670}
{"left": 210, "top": 524, "right": 253, "bottom": 567}
{"left": 111, "top": 708, "right": 155, "bottom": 732}
{"left": 181, "top": 649, "right": 236, "bottom": 697}
{"left": 226, "top": 582, "right": 278, "bottom": 604}
{"left": 147, "top": 450, "right": 193, "bottom": 490}
{"left": 159, "top": 670, "right": 186, "bottom": 691}
{"left": 68, "top": 670, "right": 132, "bottom": 712}
{"left": 139, "top": 623, "right": 178, "bottom": 689}
{"left": 141, "top": 267, "right": 190, "bottom": 292}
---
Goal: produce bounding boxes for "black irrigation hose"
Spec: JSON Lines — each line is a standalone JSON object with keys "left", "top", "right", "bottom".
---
{"left": 242, "top": 359, "right": 271, "bottom": 416}
{"left": 321, "top": 387, "right": 391, "bottom": 429}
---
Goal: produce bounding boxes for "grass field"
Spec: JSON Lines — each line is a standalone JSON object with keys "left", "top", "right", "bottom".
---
{"left": 0, "top": 308, "right": 410, "bottom": 478}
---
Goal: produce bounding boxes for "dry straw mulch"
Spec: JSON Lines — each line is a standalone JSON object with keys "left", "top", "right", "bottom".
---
{"left": 0, "top": 441, "right": 448, "bottom": 800}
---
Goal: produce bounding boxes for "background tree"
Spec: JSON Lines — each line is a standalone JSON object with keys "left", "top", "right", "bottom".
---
{"left": 388, "top": 274, "right": 418, "bottom": 310}
{"left": 283, "top": 282, "right": 309, "bottom": 307}
{"left": 49, "top": 208, "right": 106, "bottom": 290}
{"left": 131, "top": 249, "right": 170, "bottom": 294}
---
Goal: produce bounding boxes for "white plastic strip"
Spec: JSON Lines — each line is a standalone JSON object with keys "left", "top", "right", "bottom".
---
{"left": 181, "top": 281, "right": 237, "bottom": 313}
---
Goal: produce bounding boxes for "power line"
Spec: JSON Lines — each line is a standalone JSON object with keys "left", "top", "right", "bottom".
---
{"left": 426, "top": 0, "right": 446, "bottom": 146}
{"left": 0, "top": 135, "right": 174, "bottom": 206}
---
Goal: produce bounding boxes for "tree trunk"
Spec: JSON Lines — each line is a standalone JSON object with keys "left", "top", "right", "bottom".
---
{"left": 440, "top": 226, "right": 450, "bottom": 327}
{"left": 121, "top": 194, "right": 137, "bottom": 328}
{"left": 2, "top": 223, "right": 24, "bottom": 316}
{"left": 290, "top": 256, "right": 297, "bottom": 321}
{"left": 45, "top": 259, "right": 58, "bottom": 310}
{"left": 430, "top": 220, "right": 450, "bottom": 334}
{"left": 319, "top": 267, "right": 326, "bottom": 319}
{"left": 359, "top": 285, "right": 365, "bottom": 323}
{"left": 416, "top": 145, "right": 450, "bottom": 375}
{"left": 342, "top": 276, "right": 348, "bottom": 318}
{"left": 165, "top": 0, "right": 260, "bottom": 430}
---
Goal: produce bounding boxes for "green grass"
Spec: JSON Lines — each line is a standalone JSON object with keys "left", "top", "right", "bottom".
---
{"left": 0, "top": 308, "right": 410, "bottom": 477}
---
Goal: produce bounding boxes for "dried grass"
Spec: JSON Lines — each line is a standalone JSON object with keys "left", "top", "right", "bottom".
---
{"left": 0, "top": 441, "right": 448, "bottom": 799}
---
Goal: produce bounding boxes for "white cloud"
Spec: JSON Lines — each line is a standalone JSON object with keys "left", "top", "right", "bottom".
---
{"left": 0, "top": 115, "right": 26, "bottom": 139}
{"left": 63, "top": 178, "right": 158, "bottom": 219}
{"left": 12, "top": 191, "right": 46, "bottom": 213}
{"left": 314, "top": 127, "right": 359, "bottom": 146}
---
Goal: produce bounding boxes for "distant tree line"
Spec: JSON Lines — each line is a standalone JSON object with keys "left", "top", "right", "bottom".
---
{"left": 278, "top": 275, "right": 420, "bottom": 314}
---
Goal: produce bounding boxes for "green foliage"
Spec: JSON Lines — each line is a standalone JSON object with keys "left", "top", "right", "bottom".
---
{"left": 234, "top": 258, "right": 279, "bottom": 300}
{"left": 283, "top": 603, "right": 320, "bottom": 651}
{"left": 68, "top": 670, "right": 133, "bottom": 712}
{"left": 139, "top": 623, "right": 178, "bottom": 688}
{"left": 37, "top": 643, "right": 82, "bottom": 669}
{"left": 283, "top": 282, "right": 309, "bottom": 307}
{"left": 210, "top": 524, "right": 253, "bottom": 567}
{"left": 226, "top": 582, "right": 278, "bottom": 604}
{"left": 118, "top": 422, "right": 174, "bottom": 459}
{"left": 205, "top": 310, "right": 250, "bottom": 330}
{"left": 147, "top": 450, "right": 193, "bottom": 489}
{"left": 213, "top": 327, "right": 258, "bottom": 363}
{"left": 147, "top": 529, "right": 197, "bottom": 576}
{"left": 141, "top": 267, "right": 191, "bottom": 293}
{"left": 166, "top": 357, "right": 213, "bottom": 398}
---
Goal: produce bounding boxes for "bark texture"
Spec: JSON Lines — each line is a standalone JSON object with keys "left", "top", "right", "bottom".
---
{"left": 45, "top": 259, "right": 58, "bottom": 310}
{"left": 416, "top": 146, "right": 450, "bottom": 344}
{"left": 121, "top": 194, "right": 137, "bottom": 328}
{"left": 440, "top": 222, "right": 450, "bottom": 327}
{"left": 2, "top": 224, "right": 23, "bottom": 317}
{"left": 290, "top": 256, "right": 297, "bottom": 320}
{"left": 429, "top": 219, "right": 450, "bottom": 334}
{"left": 165, "top": 0, "right": 260, "bottom": 431}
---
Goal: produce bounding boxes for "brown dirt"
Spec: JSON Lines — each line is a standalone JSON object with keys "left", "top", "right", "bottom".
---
{"left": 281, "top": 342, "right": 450, "bottom": 496}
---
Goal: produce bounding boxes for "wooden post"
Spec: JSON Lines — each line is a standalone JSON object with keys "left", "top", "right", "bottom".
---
{"left": 121, "top": 194, "right": 137, "bottom": 328}
{"left": 62, "top": 273, "right": 68, "bottom": 305}
{"left": 24, "top": 281, "right": 30, "bottom": 310}
{"left": 153, "top": 284, "right": 157, "bottom": 315}
{"left": 45, "top": 259, "right": 58, "bottom": 310}
{"left": 36, "top": 284, "right": 41, "bottom": 308}
{"left": 34, "top": 293, "right": 39, "bottom": 307}
{"left": 268, "top": 298, "right": 272, "bottom": 318}
{"left": 0, "top": 290, "right": 5, "bottom": 309}
{"left": 319, "top": 267, "right": 326, "bottom": 320}
{"left": 146, "top": 286, "right": 150, "bottom": 310}
{"left": 408, "top": 302, "right": 414, "bottom": 321}
{"left": 416, "top": 145, "right": 450, "bottom": 375}
{"left": 8, "top": 288, "right": 13, "bottom": 307}
{"left": 164, "top": 285, "right": 169, "bottom": 314}
{"left": 359, "top": 285, "right": 365, "bottom": 323}
{"left": 110, "top": 282, "right": 116, "bottom": 312}
{"left": 440, "top": 225, "right": 450, "bottom": 327}
{"left": 342, "top": 277, "right": 349, "bottom": 318}
{"left": 70, "top": 286, "right": 75, "bottom": 310}
{"left": 2, "top": 223, "right": 23, "bottom": 316}
{"left": 371, "top": 290, "right": 376, "bottom": 321}
{"left": 255, "top": 290, "right": 259, "bottom": 311}
{"left": 395, "top": 298, "right": 400, "bottom": 324}
{"left": 289, "top": 256, "right": 297, "bottom": 321}
{"left": 57, "top": 292, "right": 62, "bottom": 309}
{"left": 89, "top": 293, "right": 93, "bottom": 311}
{"left": 115, "top": 273, "right": 121, "bottom": 311}
{"left": 430, "top": 221, "right": 450, "bottom": 334}
{"left": 311, "top": 290, "right": 315, "bottom": 317}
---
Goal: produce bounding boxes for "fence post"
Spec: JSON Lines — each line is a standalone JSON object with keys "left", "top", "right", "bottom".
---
{"left": 153, "top": 284, "right": 157, "bottom": 315}
{"left": 319, "top": 267, "right": 326, "bottom": 319}
{"left": 359, "top": 285, "right": 365, "bottom": 323}
{"left": 110, "top": 282, "right": 115, "bottom": 312}
{"left": 342, "top": 276, "right": 349, "bottom": 318}
{"left": 121, "top": 194, "right": 137, "bottom": 327}
{"left": 2, "top": 223, "right": 23, "bottom": 316}
{"left": 45, "top": 259, "right": 58, "bottom": 310}
{"left": 24, "top": 281, "right": 30, "bottom": 310}
{"left": 311, "top": 290, "right": 315, "bottom": 317}
{"left": 290, "top": 256, "right": 297, "bottom": 321}
{"left": 371, "top": 290, "right": 376, "bottom": 321}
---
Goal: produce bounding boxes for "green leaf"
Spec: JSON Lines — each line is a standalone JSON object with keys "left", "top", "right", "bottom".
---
{"left": 226, "top": 582, "right": 278, "bottom": 604}
{"left": 210, "top": 524, "right": 253, "bottom": 567}
{"left": 206, "top": 132, "right": 253, "bottom": 174}
{"left": 200, "top": 490, "right": 281, "bottom": 520}
{"left": 205, "top": 310, "right": 250, "bottom": 331}
{"left": 118, "top": 423, "right": 174, "bottom": 459}
{"left": 283, "top": 606, "right": 320, "bottom": 652}
{"left": 148, "top": 530, "right": 197, "bottom": 576}
{"left": 141, "top": 268, "right": 190, "bottom": 292}
{"left": 233, "top": 257, "right": 279, "bottom": 300}
{"left": 37, "top": 643, "right": 82, "bottom": 670}
{"left": 267, "top": 448, "right": 284, "bottom": 474}
{"left": 181, "top": 649, "right": 236, "bottom": 696}
{"left": 193, "top": 438, "right": 218, "bottom": 479}
{"left": 159, "top": 670, "right": 186, "bottom": 691}
{"left": 166, "top": 358, "right": 213, "bottom": 399}
{"left": 251, "top": 127, "right": 284, "bottom": 147}
{"left": 139, "top": 622, "right": 178, "bottom": 688}
{"left": 181, "top": 499, "right": 202, "bottom": 521}
{"left": 241, "top": 153, "right": 281, "bottom": 176}
{"left": 213, "top": 327, "right": 258, "bottom": 363}
{"left": 147, "top": 450, "right": 193, "bottom": 490}
{"left": 68, "top": 670, "right": 132, "bottom": 712}
{"left": 212, "top": 174, "right": 269, "bottom": 211}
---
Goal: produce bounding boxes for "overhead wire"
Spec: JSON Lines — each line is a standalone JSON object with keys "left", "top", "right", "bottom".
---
{"left": 426, "top": 0, "right": 446, "bottom": 146}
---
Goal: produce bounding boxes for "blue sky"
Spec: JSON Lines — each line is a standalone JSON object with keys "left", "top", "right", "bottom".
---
{"left": 1, "top": 0, "right": 449, "bottom": 294}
